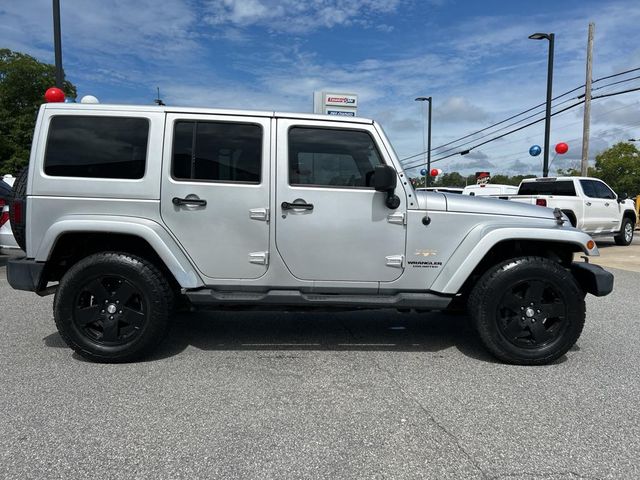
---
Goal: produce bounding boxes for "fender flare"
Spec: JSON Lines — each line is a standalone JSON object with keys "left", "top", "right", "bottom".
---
{"left": 35, "top": 215, "right": 204, "bottom": 288}
{"left": 430, "top": 224, "right": 596, "bottom": 294}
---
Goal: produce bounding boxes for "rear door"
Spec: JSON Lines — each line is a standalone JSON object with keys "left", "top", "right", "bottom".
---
{"left": 274, "top": 119, "right": 407, "bottom": 282}
{"left": 161, "top": 113, "right": 271, "bottom": 279}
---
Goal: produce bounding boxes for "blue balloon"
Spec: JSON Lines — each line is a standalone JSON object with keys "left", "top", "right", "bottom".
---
{"left": 420, "top": 168, "right": 427, "bottom": 175}
{"left": 529, "top": 145, "right": 542, "bottom": 156}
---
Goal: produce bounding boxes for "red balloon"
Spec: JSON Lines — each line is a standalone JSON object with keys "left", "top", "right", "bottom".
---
{"left": 555, "top": 142, "right": 569, "bottom": 154}
{"left": 430, "top": 168, "right": 439, "bottom": 177}
{"left": 44, "top": 87, "right": 65, "bottom": 103}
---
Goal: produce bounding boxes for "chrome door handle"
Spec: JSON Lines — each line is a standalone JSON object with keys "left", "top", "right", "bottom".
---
{"left": 585, "top": 201, "right": 592, "bottom": 206}
{"left": 604, "top": 202, "right": 610, "bottom": 206}
{"left": 172, "top": 197, "right": 207, "bottom": 206}
{"left": 281, "top": 201, "right": 314, "bottom": 211}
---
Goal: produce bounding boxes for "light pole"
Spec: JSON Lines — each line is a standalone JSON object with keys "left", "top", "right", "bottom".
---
{"left": 529, "top": 32, "right": 555, "bottom": 177}
{"left": 415, "top": 96, "right": 432, "bottom": 187}
{"left": 52, "top": 0, "right": 64, "bottom": 88}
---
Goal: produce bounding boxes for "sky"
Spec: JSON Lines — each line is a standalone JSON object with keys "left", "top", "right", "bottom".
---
{"left": 2, "top": 0, "right": 640, "bottom": 178}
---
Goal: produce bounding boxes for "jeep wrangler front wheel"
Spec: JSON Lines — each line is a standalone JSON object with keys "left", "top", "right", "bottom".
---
{"left": 54, "top": 252, "right": 173, "bottom": 363}
{"left": 468, "top": 256, "right": 585, "bottom": 365}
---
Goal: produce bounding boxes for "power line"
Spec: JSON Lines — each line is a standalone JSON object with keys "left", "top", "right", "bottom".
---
{"left": 588, "top": 74, "right": 640, "bottom": 94}
{"left": 592, "top": 66, "right": 640, "bottom": 83}
{"left": 403, "top": 101, "right": 585, "bottom": 170}
{"left": 592, "top": 85, "right": 640, "bottom": 100}
{"left": 413, "top": 94, "right": 581, "bottom": 160}
{"left": 401, "top": 65, "right": 640, "bottom": 164}
{"left": 400, "top": 85, "right": 585, "bottom": 163}
{"left": 402, "top": 86, "right": 640, "bottom": 172}
{"left": 462, "top": 95, "right": 640, "bottom": 157}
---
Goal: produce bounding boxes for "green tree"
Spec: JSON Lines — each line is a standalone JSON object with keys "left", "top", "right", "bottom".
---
{"left": 433, "top": 171, "right": 466, "bottom": 187}
{"left": 0, "top": 49, "right": 76, "bottom": 173}
{"left": 555, "top": 167, "right": 597, "bottom": 177}
{"left": 593, "top": 142, "right": 640, "bottom": 196}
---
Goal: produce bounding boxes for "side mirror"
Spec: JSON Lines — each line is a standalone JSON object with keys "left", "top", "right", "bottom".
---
{"left": 617, "top": 192, "right": 628, "bottom": 203}
{"left": 373, "top": 165, "right": 400, "bottom": 209}
{"left": 373, "top": 164, "right": 397, "bottom": 192}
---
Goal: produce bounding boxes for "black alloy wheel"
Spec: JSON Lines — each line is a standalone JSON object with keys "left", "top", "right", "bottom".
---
{"left": 74, "top": 275, "right": 147, "bottom": 345}
{"left": 468, "top": 256, "right": 586, "bottom": 365}
{"left": 496, "top": 279, "right": 568, "bottom": 349}
{"left": 54, "top": 252, "right": 173, "bottom": 362}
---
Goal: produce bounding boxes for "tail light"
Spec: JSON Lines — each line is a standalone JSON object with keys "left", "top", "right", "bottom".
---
{"left": 536, "top": 198, "right": 547, "bottom": 207}
{"left": 0, "top": 199, "right": 8, "bottom": 227}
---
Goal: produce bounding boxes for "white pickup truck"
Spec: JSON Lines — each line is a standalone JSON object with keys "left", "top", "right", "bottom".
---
{"left": 510, "top": 177, "right": 636, "bottom": 246}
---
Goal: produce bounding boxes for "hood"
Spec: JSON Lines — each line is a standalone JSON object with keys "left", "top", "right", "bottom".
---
{"left": 414, "top": 191, "right": 557, "bottom": 220}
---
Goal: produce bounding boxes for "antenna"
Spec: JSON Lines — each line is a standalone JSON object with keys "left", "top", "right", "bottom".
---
{"left": 154, "top": 87, "right": 165, "bottom": 106}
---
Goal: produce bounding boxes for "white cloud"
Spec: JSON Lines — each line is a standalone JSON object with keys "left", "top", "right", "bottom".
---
{"left": 435, "top": 97, "right": 489, "bottom": 124}
{"left": 2, "top": 0, "right": 640, "bottom": 180}
{"left": 203, "top": 0, "right": 402, "bottom": 33}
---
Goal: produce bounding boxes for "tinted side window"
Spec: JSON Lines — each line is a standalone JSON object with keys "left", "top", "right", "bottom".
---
{"left": 172, "top": 121, "right": 262, "bottom": 183}
{"left": 45, "top": 116, "right": 149, "bottom": 179}
{"left": 517, "top": 181, "right": 576, "bottom": 196}
{"left": 289, "top": 127, "right": 382, "bottom": 188}
{"left": 579, "top": 180, "right": 598, "bottom": 198}
{"left": 594, "top": 181, "right": 616, "bottom": 199}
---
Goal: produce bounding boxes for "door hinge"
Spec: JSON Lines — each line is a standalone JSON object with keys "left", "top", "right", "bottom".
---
{"left": 385, "top": 254, "right": 405, "bottom": 268}
{"left": 249, "top": 207, "right": 270, "bottom": 222}
{"left": 249, "top": 251, "right": 269, "bottom": 265}
{"left": 387, "top": 212, "right": 406, "bottom": 225}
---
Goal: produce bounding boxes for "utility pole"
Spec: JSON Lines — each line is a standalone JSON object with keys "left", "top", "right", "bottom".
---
{"left": 52, "top": 0, "right": 64, "bottom": 88}
{"left": 581, "top": 22, "right": 595, "bottom": 176}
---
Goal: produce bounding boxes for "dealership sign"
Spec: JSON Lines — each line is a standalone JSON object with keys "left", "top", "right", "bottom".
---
{"left": 314, "top": 91, "right": 358, "bottom": 116}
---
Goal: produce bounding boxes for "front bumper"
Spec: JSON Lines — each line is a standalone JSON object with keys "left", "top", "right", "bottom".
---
{"left": 571, "top": 262, "right": 614, "bottom": 297}
{"left": 6, "top": 257, "right": 46, "bottom": 292}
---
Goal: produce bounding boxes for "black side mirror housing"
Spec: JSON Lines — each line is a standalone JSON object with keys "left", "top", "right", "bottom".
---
{"left": 373, "top": 164, "right": 397, "bottom": 192}
{"left": 617, "top": 192, "right": 628, "bottom": 203}
{"left": 373, "top": 165, "right": 400, "bottom": 209}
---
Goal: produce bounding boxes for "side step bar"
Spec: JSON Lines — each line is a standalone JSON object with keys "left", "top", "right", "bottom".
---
{"left": 185, "top": 289, "right": 452, "bottom": 310}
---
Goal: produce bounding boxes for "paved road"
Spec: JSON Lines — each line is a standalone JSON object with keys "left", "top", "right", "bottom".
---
{"left": 586, "top": 234, "right": 640, "bottom": 272}
{"left": 1, "top": 264, "right": 639, "bottom": 479}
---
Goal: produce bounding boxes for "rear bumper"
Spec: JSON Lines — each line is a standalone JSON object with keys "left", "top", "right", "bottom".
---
{"left": 6, "top": 257, "right": 46, "bottom": 292}
{"left": 571, "top": 262, "right": 614, "bottom": 297}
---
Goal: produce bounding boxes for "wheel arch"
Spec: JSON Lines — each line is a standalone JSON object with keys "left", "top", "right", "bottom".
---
{"left": 36, "top": 216, "right": 204, "bottom": 289}
{"left": 430, "top": 226, "right": 595, "bottom": 295}
{"left": 560, "top": 209, "right": 577, "bottom": 227}
{"left": 622, "top": 209, "right": 636, "bottom": 225}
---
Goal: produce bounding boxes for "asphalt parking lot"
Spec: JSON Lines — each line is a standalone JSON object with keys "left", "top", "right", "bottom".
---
{"left": 1, "top": 245, "right": 639, "bottom": 479}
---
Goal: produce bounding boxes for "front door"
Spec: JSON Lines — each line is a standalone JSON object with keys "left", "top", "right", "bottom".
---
{"left": 579, "top": 179, "right": 617, "bottom": 234}
{"left": 275, "top": 119, "right": 407, "bottom": 282}
{"left": 161, "top": 113, "right": 271, "bottom": 279}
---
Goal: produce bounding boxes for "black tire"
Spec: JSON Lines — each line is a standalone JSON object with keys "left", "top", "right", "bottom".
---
{"left": 53, "top": 252, "right": 174, "bottom": 363}
{"left": 9, "top": 167, "right": 28, "bottom": 251}
{"left": 614, "top": 217, "right": 634, "bottom": 246}
{"left": 468, "top": 256, "right": 585, "bottom": 365}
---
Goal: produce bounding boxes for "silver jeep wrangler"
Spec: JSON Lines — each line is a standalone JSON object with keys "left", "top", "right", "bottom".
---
{"left": 7, "top": 102, "right": 613, "bottom": 364}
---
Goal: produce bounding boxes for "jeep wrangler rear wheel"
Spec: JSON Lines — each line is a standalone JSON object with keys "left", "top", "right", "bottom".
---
{"left": 468, "top": 256, "right": 585, "bottom": 365}
{"left": 54, "top": 252, "right": 173, "bottom": 363}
